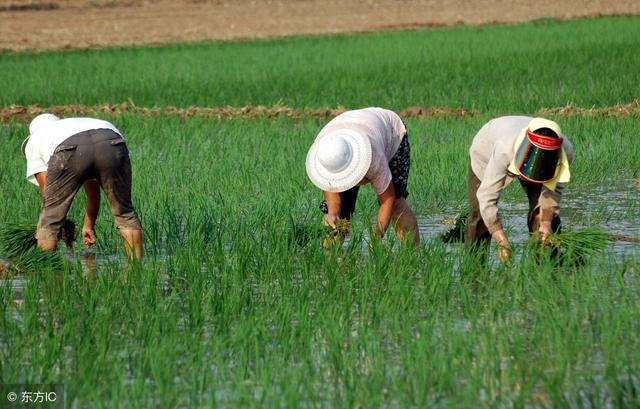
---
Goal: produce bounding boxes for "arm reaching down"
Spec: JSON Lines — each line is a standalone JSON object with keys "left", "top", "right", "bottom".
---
{"left": 374, "top": 183, "right": 395, "bottom": 238}
{"left": 323, "top": 190, "right": 342, "bottom": 229}
{"left": 34, "top": 172, "right": 47, "bottom": 200}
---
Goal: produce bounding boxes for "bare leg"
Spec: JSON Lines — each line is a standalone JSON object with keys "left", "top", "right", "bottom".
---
{"left": 119, "top": 229, "right": 143, "bottom": 260}
{"left": 37, "top": 239, "right": 58, "bottom": 252}
{"left": 391, "top": 198, "right": 420, "bottom": 247}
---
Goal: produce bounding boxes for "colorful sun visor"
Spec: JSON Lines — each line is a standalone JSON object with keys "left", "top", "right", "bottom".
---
{"left": 513, "top": 130, "right": 563, "bottom": 183}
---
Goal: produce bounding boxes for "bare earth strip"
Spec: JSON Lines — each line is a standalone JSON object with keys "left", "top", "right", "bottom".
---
{"left": 2, "top": 100, "right": 638, "bottom": 122}
{"left": 0, "top": 0, "right": 639, "bottom": 52}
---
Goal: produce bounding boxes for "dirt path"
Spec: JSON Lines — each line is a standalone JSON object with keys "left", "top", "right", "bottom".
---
{"left": 1, "top": 0, "right": 639, "bottom": 52}
{"left": 2, "top": 100, "right": 638, "bottom": 122}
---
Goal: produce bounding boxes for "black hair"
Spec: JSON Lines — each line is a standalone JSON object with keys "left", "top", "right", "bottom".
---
{"left": 533, "top": 127, "right": 559, "bottom": 138}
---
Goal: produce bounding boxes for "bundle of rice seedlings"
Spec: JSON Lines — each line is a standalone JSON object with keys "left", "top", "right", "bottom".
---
{"left": 288, "top": 221, "right": 326, "bottom": 248}
{"left": 440, "top": 211, "right": 468, "bottom": 243}
{"left": 0, "top": 222, "right": 37, "bottom": 258}
{"left": 546, "top": 228, "right": 613, "bottom": 256}
{"left": 0, "top": 220, "right": 76, "bottom": 258}
{"left": 288, "top": 218, "right": 349, "bottom": 248}
{"left": 529, "top": 227, "right": 614, "bottom": 266}
{"left": 13, "top": 247, "right": 65, "bottom": 274}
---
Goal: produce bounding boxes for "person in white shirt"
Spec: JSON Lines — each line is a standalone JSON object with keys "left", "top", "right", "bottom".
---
{"left": 22, "top": 113, "right": 143, "bottom": 259}
{"left": 306, "top": 107, "right": 420, "bottom": 246}
{"left": 465, "top": 116, "right": 573, "bottom": 262}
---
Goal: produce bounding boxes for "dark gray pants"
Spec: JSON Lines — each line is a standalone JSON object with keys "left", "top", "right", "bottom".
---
{"left": 36, "top": 129, "right": 141, "bottom": 241}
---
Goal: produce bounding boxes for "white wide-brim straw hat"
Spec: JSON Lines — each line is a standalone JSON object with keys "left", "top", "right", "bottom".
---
{"left": 21, "top": 113, "right": 60, "bottom": 155}
{"left": 306, "top": 128, "right": 372, "bottom": 192}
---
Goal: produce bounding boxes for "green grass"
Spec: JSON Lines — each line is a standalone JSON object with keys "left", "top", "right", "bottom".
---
{"left": 1, "top": 16, "right": 640, "bottom": 112}
{"left": 1, "top": 114, "right": 639, "bottom": 407}
{"left": 1, "top": 16, "right": 639, "bottom": 408}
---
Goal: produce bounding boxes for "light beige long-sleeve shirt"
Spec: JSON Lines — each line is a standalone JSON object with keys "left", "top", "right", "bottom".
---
{"left": 469, "top": 116, "right": 574, "bottom": 234}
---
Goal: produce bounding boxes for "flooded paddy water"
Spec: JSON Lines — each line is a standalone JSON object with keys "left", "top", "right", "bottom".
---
{"left": 417, "top": 179, "right": 639, "bottom": 260}
{"left": 2, "top": 180, "right": 638, "bottom": 298}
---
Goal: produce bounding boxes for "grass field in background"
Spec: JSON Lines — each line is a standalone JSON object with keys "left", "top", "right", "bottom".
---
{"left": 1, "top": 16, "right": 639, "bottom": 112}
{"left": 1, "top": 14, "right": 639, "bottom": 408}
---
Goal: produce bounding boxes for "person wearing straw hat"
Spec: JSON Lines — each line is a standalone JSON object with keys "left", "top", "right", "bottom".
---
{"left": 464, "top": 116, "right": 573, "bottom": 263}
{"left": 21, "top": 113, "right": 143, "bottom": 259}
{"left": 306, "top": 107, "right": 420, "bottom": 246}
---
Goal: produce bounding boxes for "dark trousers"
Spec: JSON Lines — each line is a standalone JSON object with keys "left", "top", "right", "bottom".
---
{"left": 36, "top": 129, "right": 141, "bottom": 241}
{"left": 463, "top": 163, "right": 561, "bottom": 253}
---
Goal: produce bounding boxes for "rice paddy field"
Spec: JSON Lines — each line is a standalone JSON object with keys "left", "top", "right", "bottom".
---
{"left": 1, "top": 15, "right": 639, "bottom": 408}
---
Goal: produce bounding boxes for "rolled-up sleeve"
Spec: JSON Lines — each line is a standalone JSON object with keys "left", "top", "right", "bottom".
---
{"left": 477, "top": 149, "right": 512, "bottom": 234}
{"left": 25, "top": 142, "right": 47, "bottom": 186}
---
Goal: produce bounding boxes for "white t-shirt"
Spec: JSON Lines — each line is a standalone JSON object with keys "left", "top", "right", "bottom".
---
{"left": 24, "top": 117, "right": 121, "bottom": 185}
{"left": 317, "top": 107, "right": 407, "bottom": 195}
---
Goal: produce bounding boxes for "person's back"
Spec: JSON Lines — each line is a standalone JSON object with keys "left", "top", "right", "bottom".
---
{"left": 317, "top": 107, "right": 406, "bottom": 161}
{"left": 306, "top": 107, "right": 420, "bottom": 247}
{"left": 22, "top": 113, "right": 143, "bottom": 259}
{"left": 469, "top": 116, "right": 531, "bottom": 181}
{"left": 464, "top": 116, "right": 573, "bottom": 263}
{"left": 24, "top": 116, "right": 121, "bottom": 185}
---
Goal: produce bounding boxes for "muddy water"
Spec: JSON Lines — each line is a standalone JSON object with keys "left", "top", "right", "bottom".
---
{"left": 419, "top": 179, "right": 639, "bottom": 259}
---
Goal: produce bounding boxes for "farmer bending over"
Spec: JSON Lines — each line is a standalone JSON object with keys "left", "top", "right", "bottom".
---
{"left": 465, "top": 116, "right": 573, "bottom": 263}
{"left": 22, "top": 113, "right": 143, "bottom": 259}
{"left": 306, "top": 107, "right": 420, "bottom": 246}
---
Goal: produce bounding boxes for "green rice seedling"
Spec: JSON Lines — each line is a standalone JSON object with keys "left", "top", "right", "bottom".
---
{"left": 0, "top": 222, "right": 37, "bottom": 258}
{"left": 0, "top": 220, "right": 76, "bottom": 258}
{"left": 528, "top": 228, "right": 614, "bottom": 267}
{"left": 440, "top": 211, "right": 468, "bottom": 243}
{"left": 13, "top": 247, "right": 65, "bottom": 274}
{"left": 1, "top": 17, "right": 639, "bottom": 112}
